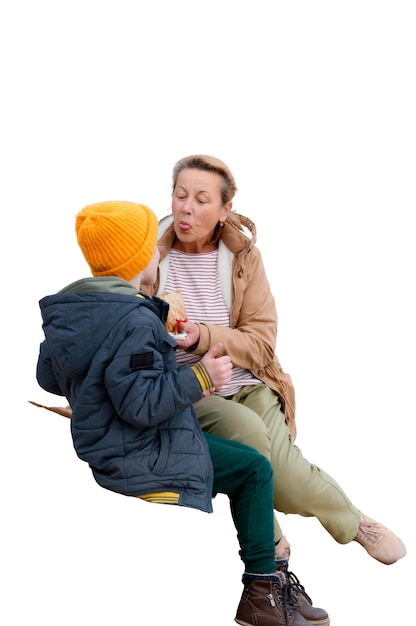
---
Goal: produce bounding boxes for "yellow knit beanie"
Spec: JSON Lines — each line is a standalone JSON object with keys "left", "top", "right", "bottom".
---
{"left": 76, "top": 201, "right": 158, "bottom": 280}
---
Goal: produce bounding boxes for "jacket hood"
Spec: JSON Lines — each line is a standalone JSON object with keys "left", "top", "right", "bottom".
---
{"left": 39, "top": 276, "right": 168, "bottom": 379}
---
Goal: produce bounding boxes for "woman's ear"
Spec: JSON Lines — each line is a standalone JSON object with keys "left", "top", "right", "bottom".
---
{"left": 220, "top": 201, "right": 233, "bottom": 224}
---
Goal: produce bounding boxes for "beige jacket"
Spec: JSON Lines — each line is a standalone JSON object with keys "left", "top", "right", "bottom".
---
{"left": 141, "top": 211, "right": 297, "bottom": 438}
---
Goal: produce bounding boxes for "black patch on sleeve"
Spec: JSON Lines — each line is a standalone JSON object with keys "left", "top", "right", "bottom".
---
{"left": 130, "top": 352, "right": 154, "bottom": 370}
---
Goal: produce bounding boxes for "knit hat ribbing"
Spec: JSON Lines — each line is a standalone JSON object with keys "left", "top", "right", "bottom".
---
{"left": 76, "top": 201, "right": 158, "bottom": 280}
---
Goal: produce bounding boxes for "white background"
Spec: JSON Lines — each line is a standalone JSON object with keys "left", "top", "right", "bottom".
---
{"left": 1, "top": 1, "right": 414, "bottom": 624}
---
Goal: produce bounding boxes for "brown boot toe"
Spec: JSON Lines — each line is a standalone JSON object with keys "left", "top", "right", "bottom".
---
{"left": 298, "top": 593, "right": 330, "bottom": 625}
{"left": 275, "top": 560, "right": 330, "bottom": 626}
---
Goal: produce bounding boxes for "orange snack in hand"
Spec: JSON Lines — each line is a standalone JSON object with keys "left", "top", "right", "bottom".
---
{"left": 159, "top": 290, "right": 188, "bottom": 334}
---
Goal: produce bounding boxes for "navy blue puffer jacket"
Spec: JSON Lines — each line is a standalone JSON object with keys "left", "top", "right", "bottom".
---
{"left": 37, "top": 276, "right": 214, "bottom": 513}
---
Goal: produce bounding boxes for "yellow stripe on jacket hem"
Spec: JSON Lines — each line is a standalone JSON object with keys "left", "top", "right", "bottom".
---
{"left": 137, "top": 492, "right": 180, "bottom": 504}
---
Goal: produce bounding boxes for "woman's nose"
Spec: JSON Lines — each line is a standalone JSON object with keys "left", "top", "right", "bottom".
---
{"left": 182, "top": 198, "right": 193, "bottom": 212}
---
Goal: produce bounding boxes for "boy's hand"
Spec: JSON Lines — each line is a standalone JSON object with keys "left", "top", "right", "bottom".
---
{"left": 200, "top": 343, "right": 232, "bottom": 391}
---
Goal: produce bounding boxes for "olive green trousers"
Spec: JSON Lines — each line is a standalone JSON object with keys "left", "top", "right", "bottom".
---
{"left": 194, "top": 385, "right": 361, "bottom": 545}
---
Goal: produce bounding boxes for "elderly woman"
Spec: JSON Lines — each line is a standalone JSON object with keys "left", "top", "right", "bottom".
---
{"left": 139, "top": 155, "right": 405, "bottom": 623}
{"left": 141, "top": 154, "right": 406, "bottom": 569}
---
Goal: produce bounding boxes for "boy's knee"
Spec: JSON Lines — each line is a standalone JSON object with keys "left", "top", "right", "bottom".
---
{"left": 258, "top": 453, "right": 273, "bottom": 480}
{"left": 246, "top": 447, "right": 274, "bottom": 482}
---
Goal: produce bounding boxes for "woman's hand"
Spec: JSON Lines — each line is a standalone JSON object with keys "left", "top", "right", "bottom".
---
{"left": 175, "top": 320, "right": 201, "bottom": 350}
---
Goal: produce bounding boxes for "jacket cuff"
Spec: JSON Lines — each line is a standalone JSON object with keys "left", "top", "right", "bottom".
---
{"left": 191, "top": 362, "right": 214, "bottom": 392}
{"left": 188, "top": 323, "right": 209, "bottom": 355}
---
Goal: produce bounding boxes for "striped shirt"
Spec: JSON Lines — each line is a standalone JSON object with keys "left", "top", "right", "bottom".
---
{"left": 163, "top": 248, "right": 261, "bottom": 397}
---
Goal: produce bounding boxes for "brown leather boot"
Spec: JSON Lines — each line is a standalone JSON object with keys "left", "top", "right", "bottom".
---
{"left": 235, "top": 573, "right": 312, "bottom": 626}
{"left": 275, "top": 560, "right": 330, "bottom": 626}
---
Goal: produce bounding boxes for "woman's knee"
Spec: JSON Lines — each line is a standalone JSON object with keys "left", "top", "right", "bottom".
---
{"left": 240, "top": 429, "right": 272, "bottom": 458}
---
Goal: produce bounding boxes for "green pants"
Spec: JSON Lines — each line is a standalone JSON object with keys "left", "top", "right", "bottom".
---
{"left": 205, "top": 432, "right": 276, "bottom": 573}
{"left": 195, "top": 386, "right": 361, "bottom": 545}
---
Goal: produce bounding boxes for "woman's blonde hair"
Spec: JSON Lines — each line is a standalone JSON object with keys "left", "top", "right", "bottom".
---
{"left": 172, "top": 155, "right": 238, "bottom": 205}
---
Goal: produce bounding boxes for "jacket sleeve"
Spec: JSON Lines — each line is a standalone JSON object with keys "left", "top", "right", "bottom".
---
{"left": 192, "top": 247, "right": 277, "bottom": 371}
{"left": 104, "top": 315, "right": 207, "bottom": 429}
{"left": 36, "top": 340, "right": 66, "bottom": 397}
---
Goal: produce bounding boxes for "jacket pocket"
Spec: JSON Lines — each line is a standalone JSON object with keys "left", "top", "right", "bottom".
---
{"left": 150, "top": 427, "right": 169, "bottom": 475}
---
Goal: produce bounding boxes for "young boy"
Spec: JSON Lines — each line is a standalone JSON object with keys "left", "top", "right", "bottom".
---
{"left": 36, "top": 200, "right": 327, "bottom": 626}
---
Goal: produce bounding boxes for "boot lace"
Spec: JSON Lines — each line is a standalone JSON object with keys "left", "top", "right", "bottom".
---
{"left": 286, "top": 568, "right": 313, "bottom": 606}
{"left": 356, "top": 520, "right": 382, "bottom": 547}
{"left": 272, "top": 575, "right": 300, "bottom": 625}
